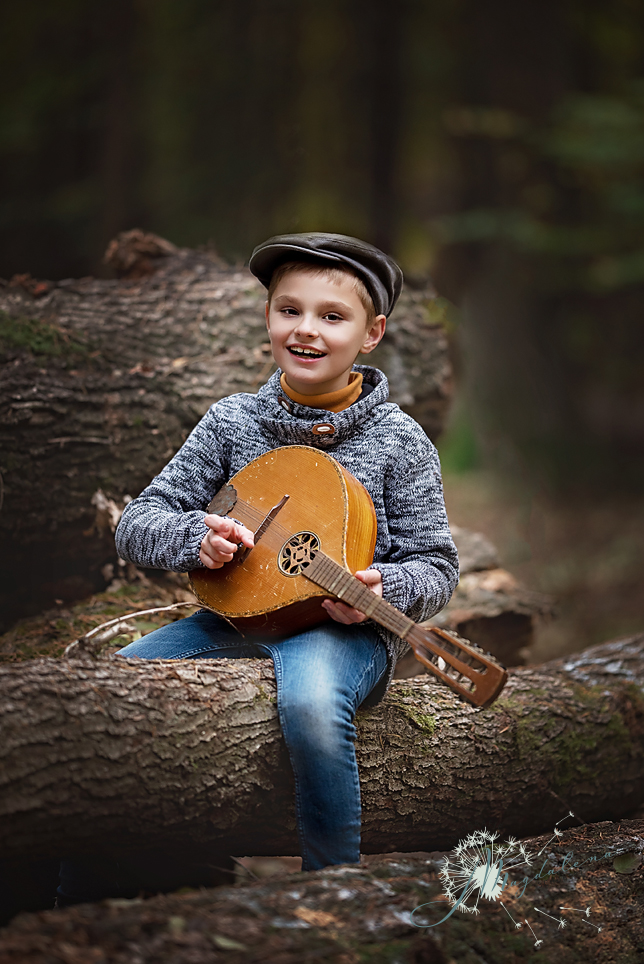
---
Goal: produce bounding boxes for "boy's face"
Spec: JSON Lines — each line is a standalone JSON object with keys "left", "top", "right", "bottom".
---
{"left": 265, "top": 268, "right": 386, "bottom": 396}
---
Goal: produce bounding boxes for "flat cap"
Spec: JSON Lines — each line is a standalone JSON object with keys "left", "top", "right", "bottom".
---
{"left": 249, "top": 232, "right": 403, "bottom": 317}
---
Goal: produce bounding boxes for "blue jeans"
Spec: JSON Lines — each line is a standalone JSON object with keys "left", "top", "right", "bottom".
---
{"left": 58, "top": 611, "right": 387, "bottom": 902}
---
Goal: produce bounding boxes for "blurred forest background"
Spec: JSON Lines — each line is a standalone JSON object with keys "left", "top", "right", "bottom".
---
{"left": 1, "top": 0, "right": 642, "bottom": 657}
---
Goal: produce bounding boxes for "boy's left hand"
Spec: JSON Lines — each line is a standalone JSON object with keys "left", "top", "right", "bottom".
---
{"left": 322, "top": 569, "right": 383, "bottom": 625}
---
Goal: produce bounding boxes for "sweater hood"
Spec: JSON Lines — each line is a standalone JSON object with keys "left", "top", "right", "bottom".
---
{"left": 254, "top": 364, "right": 393, "bottom": 448}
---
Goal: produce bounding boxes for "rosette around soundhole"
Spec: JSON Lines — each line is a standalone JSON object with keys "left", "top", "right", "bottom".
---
{"left": 278, "top": 531, "right": 320, "bottom": 576}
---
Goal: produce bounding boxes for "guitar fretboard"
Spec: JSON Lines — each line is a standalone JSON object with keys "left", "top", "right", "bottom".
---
{"left": 305, "top": 551, "right": 415, "bottom": 639}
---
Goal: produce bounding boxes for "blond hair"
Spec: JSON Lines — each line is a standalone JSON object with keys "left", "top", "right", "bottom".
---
{"left": 267, "top": 260, "right": 376, "bottom": 324}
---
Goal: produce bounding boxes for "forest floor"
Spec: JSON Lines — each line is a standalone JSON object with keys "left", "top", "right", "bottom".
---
{"left": 0, "top": 821, "right": 643, "bottom": 963}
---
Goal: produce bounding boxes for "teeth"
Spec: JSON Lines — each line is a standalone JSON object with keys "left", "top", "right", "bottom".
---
{"left": 289, "top": 346, "right": 325, "bottom": 357}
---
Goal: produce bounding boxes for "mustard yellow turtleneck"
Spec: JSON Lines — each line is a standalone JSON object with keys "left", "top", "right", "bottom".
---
{"left": 280, "top": 371, "right": 363, "bottom": 413}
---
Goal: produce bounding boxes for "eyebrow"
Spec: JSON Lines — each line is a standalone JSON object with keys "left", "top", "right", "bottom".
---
{"left": 273, "top": 294, "right": 354, "bottom": 314}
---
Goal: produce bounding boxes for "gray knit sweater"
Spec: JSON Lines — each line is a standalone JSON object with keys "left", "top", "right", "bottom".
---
{"left": 115, "top": 365, "right": 459, "bottom": 704}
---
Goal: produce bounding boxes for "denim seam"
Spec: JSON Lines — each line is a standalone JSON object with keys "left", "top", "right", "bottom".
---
{"left": 269, "top": 645, "right": 313, "bottom": 871}
{"left": 352, "top": 635, "right": 388, "bottom": 711}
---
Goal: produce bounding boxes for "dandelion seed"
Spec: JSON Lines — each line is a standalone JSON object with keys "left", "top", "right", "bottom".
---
{"left": 500, "top": 902, "right": 522, "bottom": 929}
{"left": 560, "top": 905, "right": 593, "bottom": 917}
{"left": 537, "top": 810, "right": 577, "bottom": 855}
{"left": 535, "top": 907, "right": 566, "bottom": 928}
{"left": 524, "top": 919, "right": 542, "bottom": 947}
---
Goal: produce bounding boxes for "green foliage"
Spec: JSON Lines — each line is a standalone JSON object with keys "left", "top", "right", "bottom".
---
{"left": 437, "top": 408, "right": 479, "bottom": 475}
{"left": 432, "top": 83, "right": 644, "bottom": 296}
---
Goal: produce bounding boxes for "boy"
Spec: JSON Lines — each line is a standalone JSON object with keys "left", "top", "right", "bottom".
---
{"left": 58, "top": 233, "right": 458, "bottom": 902}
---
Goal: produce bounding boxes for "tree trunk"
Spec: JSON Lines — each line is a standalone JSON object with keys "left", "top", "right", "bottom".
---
{"left": 0, "top": 232, "right": 451, "bottom": 629}
{"left": 0, "top": 635, "right": 642, "bottom": 863}
{"left": 0, "top": 819, "right": 642, "bottom": 963}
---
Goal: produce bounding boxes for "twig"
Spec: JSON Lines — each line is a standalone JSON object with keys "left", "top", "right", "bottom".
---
{"left": 229, "top": 856, "right": 260, "bottom": 880}
{"left": 48, "top": 436, "right": 111, "bottom": 446}
{"left": 63, "top": 602, "right": 197, "bottom": 658}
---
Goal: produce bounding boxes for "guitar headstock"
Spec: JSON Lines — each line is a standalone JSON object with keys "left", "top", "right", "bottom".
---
{"left": 407, "top": 623, "right": 508, "bottom": 708}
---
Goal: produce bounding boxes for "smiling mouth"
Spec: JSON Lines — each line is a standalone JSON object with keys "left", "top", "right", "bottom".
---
{"left": 287, "top": 346, "right": 327, "bottom": 359}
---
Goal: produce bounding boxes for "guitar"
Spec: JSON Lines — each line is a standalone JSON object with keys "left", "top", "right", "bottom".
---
{"left": 189, "top": 445, "right": 507, "bottom": 708}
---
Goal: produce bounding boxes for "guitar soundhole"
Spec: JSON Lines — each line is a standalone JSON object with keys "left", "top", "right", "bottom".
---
{"left": 278, "top": 531, "right": 320, "bottom": 576}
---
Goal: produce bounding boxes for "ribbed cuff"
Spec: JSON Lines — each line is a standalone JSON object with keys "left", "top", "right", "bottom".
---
{"left": 368, "top": 562, "right": 409, "bottom": 614}
{"left": 182, "top": 516, "right": 210, "bottom": 570}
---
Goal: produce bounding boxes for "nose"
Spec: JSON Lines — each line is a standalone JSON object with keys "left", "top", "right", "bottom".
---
{"left": 294, "top": 312, "right": 319, "bottom": 338}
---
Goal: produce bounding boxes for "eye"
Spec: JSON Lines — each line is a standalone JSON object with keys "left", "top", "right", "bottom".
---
{"left": 324, "top": 312, "right": 343, "bottom": 322}
{"left": 280, "top": 307, "right": 299, "bottom": 316}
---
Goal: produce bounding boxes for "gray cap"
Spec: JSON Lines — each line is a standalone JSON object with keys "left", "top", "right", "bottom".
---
{"left": 249, "top": 232, "right": 403, "bottom": 317}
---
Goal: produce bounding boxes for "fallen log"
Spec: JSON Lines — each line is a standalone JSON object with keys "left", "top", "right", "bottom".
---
{"left": 0, "top": 230, "right": 451, "bottom": 627}
{"left": 0, "top": 819, "right": 642, "bottom": 963}
{"left": 0, "top": 635, "right": 642, "bottom": 863}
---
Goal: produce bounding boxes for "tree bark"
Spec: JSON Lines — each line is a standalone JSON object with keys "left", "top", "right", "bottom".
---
{"left": 0, "top": 634, "right": 642, "bottom": 863}
{"left": 0, "top": 819, "right": 642, "bottom": 963}
{"left": 0, "top": 232, "right": 451, "bottom": 628}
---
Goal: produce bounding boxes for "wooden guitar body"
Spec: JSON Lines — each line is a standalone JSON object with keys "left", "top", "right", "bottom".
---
{"left": 189, "top": 445, "right": 507, "bottom": 706}
{"left": 190, "top": 446, "right": 377, "bottom": 637}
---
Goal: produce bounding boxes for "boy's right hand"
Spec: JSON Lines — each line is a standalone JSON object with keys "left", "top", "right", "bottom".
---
{"left": 200, "top": 514, "right": 255, "bottom": 569}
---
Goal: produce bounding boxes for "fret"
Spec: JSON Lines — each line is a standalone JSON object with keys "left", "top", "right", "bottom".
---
{"left": 305, "top": 552, "right": 414, "bottom": 637}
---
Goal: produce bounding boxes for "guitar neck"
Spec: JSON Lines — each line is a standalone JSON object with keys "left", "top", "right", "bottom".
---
{"left": 304, "top": 551, "right": 414, "bottom": 639}
{"left": 304, "top": 551, "right": 507, "bottom": 708}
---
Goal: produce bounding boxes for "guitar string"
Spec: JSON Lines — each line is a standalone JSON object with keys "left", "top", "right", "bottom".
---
{"left": 228, "top": 495, "right": 412, "bottom": 634}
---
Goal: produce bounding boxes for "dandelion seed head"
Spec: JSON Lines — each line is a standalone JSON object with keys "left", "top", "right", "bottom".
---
{"left": 438, "top": 829, "right": 536, "bottom": 913}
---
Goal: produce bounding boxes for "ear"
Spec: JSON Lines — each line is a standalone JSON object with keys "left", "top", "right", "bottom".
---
{"left": 359, "top": 314, "right": 386, "bottom": 354}
{"left": 265, "top": 300, "right": 270, "bottom": 331}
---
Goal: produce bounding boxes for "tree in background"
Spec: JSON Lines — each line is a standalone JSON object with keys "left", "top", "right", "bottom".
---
{"left": 0, "top": 0, "right": 643, "bottom": 489}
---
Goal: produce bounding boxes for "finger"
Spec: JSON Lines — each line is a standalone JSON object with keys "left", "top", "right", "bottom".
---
{"left": 354, "top": 570, "right": 383, "bottom": 596}
{"left": 232, "top": 523, "right": 255, "bottom": 548}
{"left": 199, "top": 547, "right": 224, "bottom": 569}
{"left": 205, "top": 516, "right": 254, "bottom": 550}
{"left": 202, "top": 535, "right": 234, "bottom": 559}
{"left": 204, "top": 514, "right": 234, "bottom": 536}
{"left": 322, "top": 599, "right": 365, "bottom": 624}
{"left": 201, "top": 537, "right": 235, "bottom": 564}
{"left": 354, "top": 569, "right": 383, "bottom": 592}
{"left": 206, "top": 533, "right": 238, "bottom": 555}
{"left": 325, "top": 605, "right": 355, "bottom": 625}
{"left": 331, "top": 596, "right": 370, "bottom": 621}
